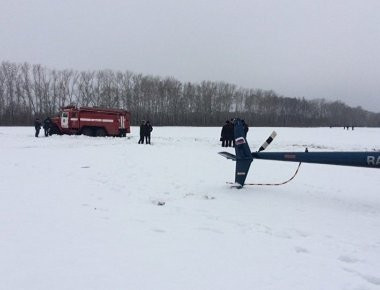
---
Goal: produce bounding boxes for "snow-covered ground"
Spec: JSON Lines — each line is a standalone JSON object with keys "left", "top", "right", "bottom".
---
{"left": 1, "top": 126, "right": 380, "bottom": 290}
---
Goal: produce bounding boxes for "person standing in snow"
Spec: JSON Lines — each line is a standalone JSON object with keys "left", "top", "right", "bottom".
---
{"left": 138, "top": 120, "right": 146, "bottom": 144}
{"left": 220, "top": 120, "right": 230, "bottom": 147}
{"left": 43, "top": 117, "right": 51, "bottom": 137}
{"left": 144, "top": 121, "right": 153, "bottom": 144}
{"left": 226, "top": 119, "right": 235, "bottom": 147}
{"left": 241, "top": 119, "right": 249, "bottom": 138}
{"left": 34, "top": 118, "right": 42, "bottom": 137}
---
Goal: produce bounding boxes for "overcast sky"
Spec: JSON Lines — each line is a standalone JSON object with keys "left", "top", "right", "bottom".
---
{"left": 1, "top": 0, "right": 379, "bottom": 112}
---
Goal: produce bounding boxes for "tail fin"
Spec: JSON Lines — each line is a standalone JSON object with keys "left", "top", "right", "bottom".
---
{"left": 234, "top": 119, "right": 253, "bottom": 187}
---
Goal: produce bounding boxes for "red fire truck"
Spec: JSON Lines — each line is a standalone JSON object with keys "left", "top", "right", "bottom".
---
{"left": 50, "top": 106, "right": 131, "bottom": 137}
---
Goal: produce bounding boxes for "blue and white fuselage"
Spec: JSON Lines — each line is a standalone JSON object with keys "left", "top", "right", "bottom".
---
{"left": 219, "top": 119, "right": 380, "bottom": 188}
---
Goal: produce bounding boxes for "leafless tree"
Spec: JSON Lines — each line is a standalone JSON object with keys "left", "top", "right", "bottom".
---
{"left": 1, "top": 60, "right": 379, "bottom": 127}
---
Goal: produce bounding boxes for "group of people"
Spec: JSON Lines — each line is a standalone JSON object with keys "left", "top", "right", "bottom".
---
{"left": 34, "top": 117, "right": 52, "bottom": 137}
{"left": 344, "top": 126, "right": 355, "bottom": 130}
{"left": 138, "top": 120, "right": 153, "bottom": 144}
{"left": 34, "top": 117, "right": 252, "bottom": 146}
{"left": 220, "top": 119, "right": 248, "bottom": 147}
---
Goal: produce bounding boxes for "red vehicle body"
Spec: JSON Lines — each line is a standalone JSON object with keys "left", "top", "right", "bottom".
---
{"left": 50, "top": 106, "right": 131, "bottom": 137}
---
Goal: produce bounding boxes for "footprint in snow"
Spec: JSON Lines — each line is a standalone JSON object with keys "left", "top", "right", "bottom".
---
{"left": 294, "top": 246, "right": 309, "bottom": 254}
{"left": 152, "top": 228, "right": 166, "bottom": 233}
{"left": 152, "top": 200, "right": 166, "bottom": 206}
{"left": 343, "top": 268, "right": 380, "bottom": 286}
{"left": 183, "top": 193, "right": 215, "bottom": 200}
{"left": 293, "top": 229, "right": 310, "bottom": 238}
{"left": 93, "top": 207, "right": 108, "bottom": 212}
{"left": 338, "top": 255, "right": 360, "bottom": 264}
{"left": 197, "top": 227, "right": 223, "bottom": 234}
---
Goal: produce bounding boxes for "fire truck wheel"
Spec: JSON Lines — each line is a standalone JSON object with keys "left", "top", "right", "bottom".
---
{"left": 95, "top": 128, "right": 107, "bottom": 137}
{"left": 49, "top": 125, "right": 61, "bottom": 135}
{"left": 82, "top": 127, "right": 94, "bottom": 136}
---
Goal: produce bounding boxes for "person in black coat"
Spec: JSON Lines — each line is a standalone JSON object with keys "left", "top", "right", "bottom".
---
{"left": 220, "top": 120, "right": 230, "bottom": 147}
{"left": 34, "top": 118, "right": 42, "bottom": 137}
{"left": 242, "top": 119, "right": 249, "bottom": 137}
{"left": 144, "top": 121, "right": 153, "bottom": 144}
{"left": 226, "top": 120, "right": 235, "bottom": 147}
{"left": 138, "top": 120, "right": 146, "bottom": 144}
{"left": 43, "top": 117, "right": 52, "bottom": 137}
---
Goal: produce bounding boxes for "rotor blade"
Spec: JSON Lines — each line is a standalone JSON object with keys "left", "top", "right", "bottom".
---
{"left": 258, "top": 131, "right": 277, "bottom": 152}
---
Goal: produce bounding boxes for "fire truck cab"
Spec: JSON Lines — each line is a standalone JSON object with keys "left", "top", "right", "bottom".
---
{"left": 50, "top": 106, "right": 131, "bottom": 137}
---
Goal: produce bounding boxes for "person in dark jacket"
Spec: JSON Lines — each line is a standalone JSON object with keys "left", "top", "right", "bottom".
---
{"left": 138, "top": 120, "right": 146, "bottom": 144}
{"left": 145, "top": 121, "right": 153, "bottom": 144}
{"left": 242, "top": 119, "right": 249, "bottom": 137}
{"left": 226, "top": 120, "right": 235, "bottom": 147}
{"left": 220, "top": 120, "right": 230, "bottom": 147}
{"left": 43, "top": 117, "right": 51, "bottom": 137}
{"left": 34, "top": 118, "right": 42, "bottom": 137}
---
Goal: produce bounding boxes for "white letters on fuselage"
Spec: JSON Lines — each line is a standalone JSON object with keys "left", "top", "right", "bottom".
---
{"left": 367, "top": 156, "right": 380, "bottom": 166}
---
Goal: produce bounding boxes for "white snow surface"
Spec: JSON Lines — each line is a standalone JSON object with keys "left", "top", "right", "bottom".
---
{"left": 1, "top": 126, "right": 380, "bottom": 290}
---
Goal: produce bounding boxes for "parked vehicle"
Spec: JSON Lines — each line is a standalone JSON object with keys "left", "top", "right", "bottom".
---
{"left": 50, "top": 106, "right": 131, "bottom": 137}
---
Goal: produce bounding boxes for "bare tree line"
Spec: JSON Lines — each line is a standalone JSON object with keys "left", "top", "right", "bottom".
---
{"left": 0, "top": 61, "right": 379, "bottom": 126}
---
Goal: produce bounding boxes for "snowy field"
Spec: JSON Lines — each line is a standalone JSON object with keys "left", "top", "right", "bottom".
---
{"left": 1, "top": 126, "right": 380, "bottom": 290}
